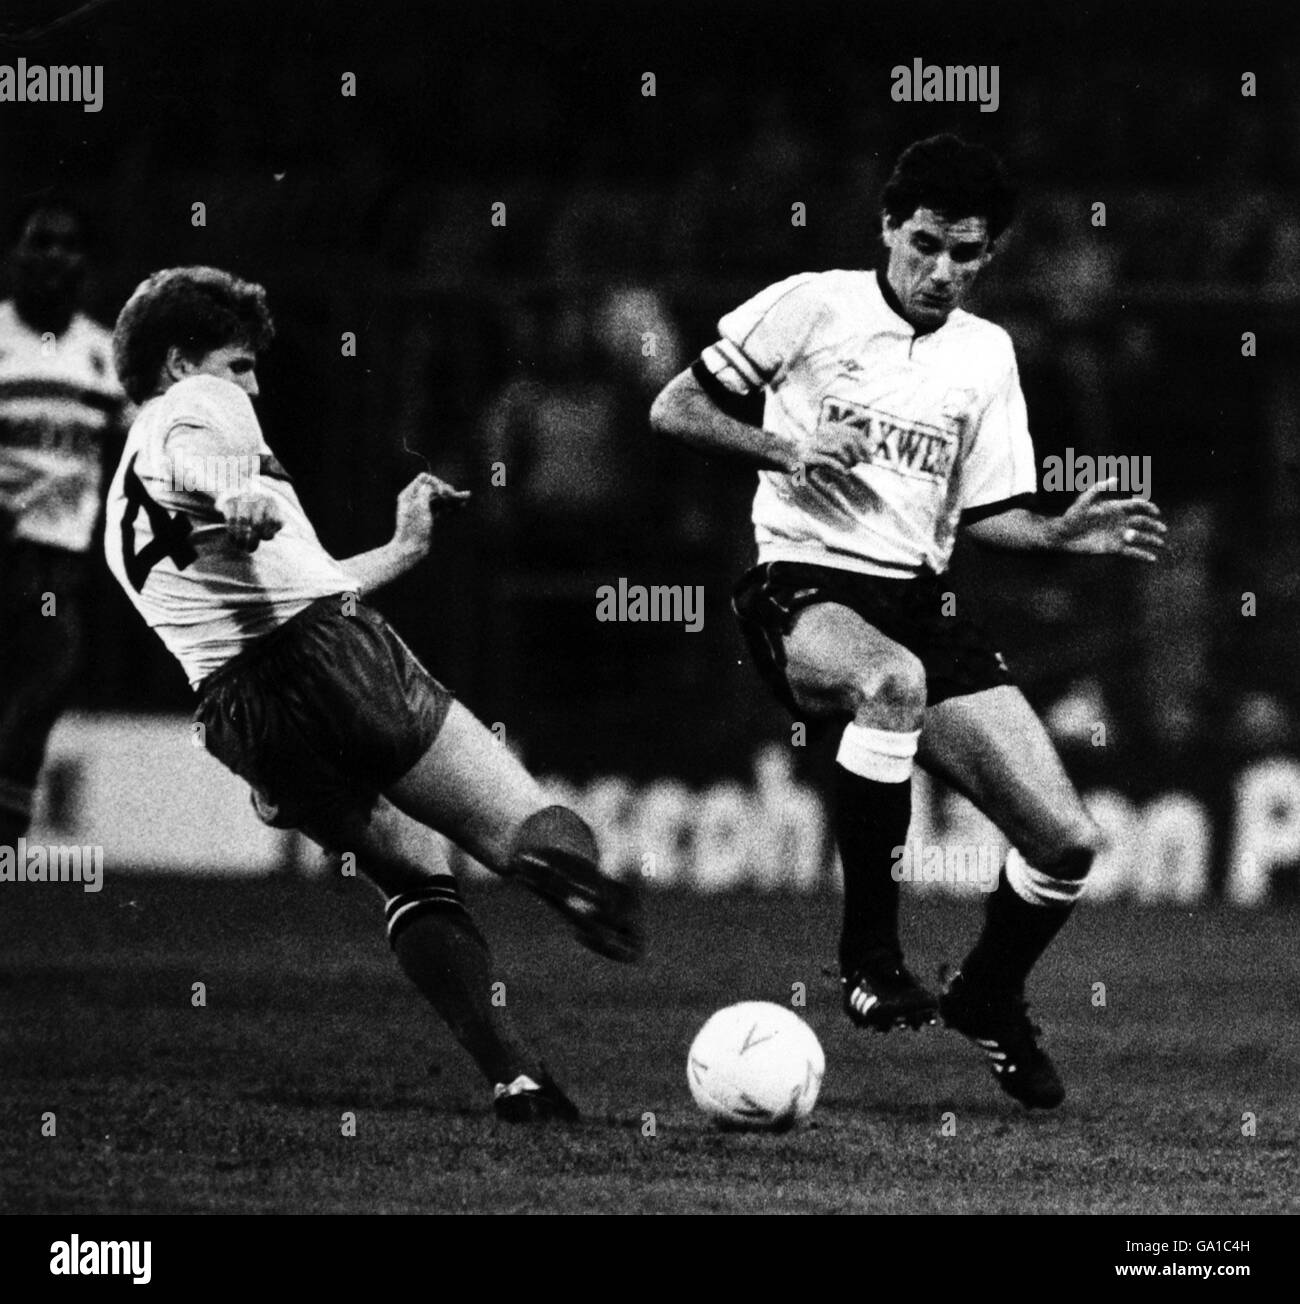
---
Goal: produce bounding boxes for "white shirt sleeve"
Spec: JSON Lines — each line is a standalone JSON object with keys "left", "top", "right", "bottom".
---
{"left": 145, "top": 376, "right": 266, "bottom": 512}
{"left": 958, "top": 345, "right": 1037, "bottom": 512}
{"left": 699, "top": 273, "right": 823, "bottom": 395}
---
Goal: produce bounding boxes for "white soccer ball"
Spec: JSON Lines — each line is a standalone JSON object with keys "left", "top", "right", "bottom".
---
{"left": 687, "top": 1001, "right": 825, "bottom": 1131}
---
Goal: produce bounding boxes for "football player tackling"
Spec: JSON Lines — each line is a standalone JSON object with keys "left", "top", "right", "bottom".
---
{"left": 105, "top": 267, "right": 641, "bottom": 1123}
{"left": 651, "top": 136, "right": 1165, "bottom": 1108}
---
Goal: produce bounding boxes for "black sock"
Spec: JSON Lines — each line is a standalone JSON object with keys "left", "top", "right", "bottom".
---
{"left": 834, "top": 764, "right": 912, "bottom": 972}
{"left": 960, "top": 869, "right": 1077, "bottom": 993}
{"left": 386, "top": 877, "right": 535, "bottom": 1086}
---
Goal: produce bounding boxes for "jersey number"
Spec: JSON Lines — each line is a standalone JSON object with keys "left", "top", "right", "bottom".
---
{"left": 119, "top": 454, "right": 197, "bottom": 591}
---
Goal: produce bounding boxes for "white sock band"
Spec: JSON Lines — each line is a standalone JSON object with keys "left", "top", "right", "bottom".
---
{"left": 1005, "top": 849, "right": 1086, "bottom": 907}
{"left": 836, "top": 723, "right": 920, "bottom": 784}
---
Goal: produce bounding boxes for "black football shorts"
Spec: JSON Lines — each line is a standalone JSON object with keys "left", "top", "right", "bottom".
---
{"left": 194, "top": 595, "right": 454, "bottom": 830}
{"left": 731, "top": 560, "right": 1013, "bottom": 715}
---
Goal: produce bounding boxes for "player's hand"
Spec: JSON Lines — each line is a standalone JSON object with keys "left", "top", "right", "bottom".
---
{"left": 1056, "top": 477, "right": 1167, "bottom": 561}
{"left": 784, "top": 431, "right": 862, "bottom": 489}
{"left": 392, "top": 472, "right": 470, "bottom": 557}
{"left": 221, "top": 490, "right": 285, "bottom": 553}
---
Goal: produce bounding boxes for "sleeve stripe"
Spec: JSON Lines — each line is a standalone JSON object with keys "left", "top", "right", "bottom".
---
{"left": 959, "top": 492, "right": 1038, "bottom": 526}
{"left": 699, "top": 342, "right": 761, "bottom": 395}
{"left": 691, "top": 358, "right": 766, "bottom": 427}
{"left": 712, "top": 337, "right": 769, "bottom": 388}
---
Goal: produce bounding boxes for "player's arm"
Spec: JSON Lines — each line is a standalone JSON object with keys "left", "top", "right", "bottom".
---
{"left": 156, "top": 381, "right": 290, "bottom": 554}
{"left": 337, "top": 472, "right": 469, "bottom": 597}
{"left": 957, "top": 344, "right": 1166, "bottom": 563}
{"left": 650, "top": 366, "right": 796, "bottom": 472}
{"left": 159, "top": 425, "right": 285, "bottom": 554}
{"left": 963, "top": 478, "right": 1166, "bottom": 561}
{"left": 650, "top": 365, "right": 857, "bottom": 482}
{"left": 651, "top": 275, "right": 853, "bottom": 481}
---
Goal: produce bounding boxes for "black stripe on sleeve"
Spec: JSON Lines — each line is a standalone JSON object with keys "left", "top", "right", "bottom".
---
{"left": 959, "top": 492, "right": 1039, "bottom": 527}
{"left": 691, "top": 357, "right": 766, "bottom": 429}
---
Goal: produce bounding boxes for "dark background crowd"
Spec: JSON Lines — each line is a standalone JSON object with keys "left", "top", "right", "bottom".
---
{"left": 1, "top": 0, "right": 1295, "bottom": 809}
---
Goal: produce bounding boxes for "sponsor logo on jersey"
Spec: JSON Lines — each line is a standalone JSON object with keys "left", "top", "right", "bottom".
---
{"left": 817, "top": 396, "right": 957, "bottom": 483}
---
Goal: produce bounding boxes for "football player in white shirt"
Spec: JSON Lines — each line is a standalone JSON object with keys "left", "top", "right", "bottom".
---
{"left": 0, "top": 197, "right": 125, "bottom": 850}
{"left": 651, "top": 136, "right": 1165, "bottom": 1108}
{"left": 105, "top": 267, "right": 641, "bottom": 1122}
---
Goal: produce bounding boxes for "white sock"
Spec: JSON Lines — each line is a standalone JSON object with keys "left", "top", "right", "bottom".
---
{"left": 836, "top": 723, "right": 920, "bottom": 784}
{"left": 1005, "top": 849, "right": 1086, "bottom": 907}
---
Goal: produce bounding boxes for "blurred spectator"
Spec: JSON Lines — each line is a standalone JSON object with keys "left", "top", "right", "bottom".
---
{"left": 0, "top": 198, "right": 125, "bottom": 844}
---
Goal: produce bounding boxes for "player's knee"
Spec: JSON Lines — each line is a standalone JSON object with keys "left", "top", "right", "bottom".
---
{"left": 338, "top": 806, "right": 451, "bottom": 894}
{"left": 848, "top": 655, "right": 926, "bottom": 729}
{"left": 349, "top": 850, "right": 449, "bottom": 899}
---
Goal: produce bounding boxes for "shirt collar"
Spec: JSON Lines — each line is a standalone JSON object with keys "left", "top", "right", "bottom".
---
{"left": 876, "top": 266, "right": 944, "bottom": 338}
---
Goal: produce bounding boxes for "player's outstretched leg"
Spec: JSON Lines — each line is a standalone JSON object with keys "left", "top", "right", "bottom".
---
{"left": 921, "top": 685, "right": 1102, "bottom": 1107}
{"left": 383, "top": 876, "right": 578, "bottom": 1123}
{"left": 305, "top": 797, "right": 580, "bottom": 1123}
{"left": 387, "top": 702, "right": 643, "bottom": 963}
{"left": 506, "top": 805, "right": 642, "bottom": 962}
{"left": 779, "top": 602, "right": 936, "bottom": 1032}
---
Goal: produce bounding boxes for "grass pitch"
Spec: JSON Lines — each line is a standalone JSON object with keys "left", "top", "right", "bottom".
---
{"left": 2, "top": 876, "right": 1296, "bottom": 1214}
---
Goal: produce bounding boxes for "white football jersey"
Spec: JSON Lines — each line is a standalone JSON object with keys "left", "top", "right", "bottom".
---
{"left": 700, "top": 269, "right": 1036, "bottom": 577}
{"left": 104, "top": 374, "right": 358, "bottom": 688}
{"left": 0, "top": 300, "right": 124, "bottom": 552}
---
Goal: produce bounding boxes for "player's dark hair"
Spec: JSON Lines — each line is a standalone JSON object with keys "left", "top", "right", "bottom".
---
{"left": 881, "top": 135, "right": 1016, "bottom": 240}
{"left": 8, "top": 191, "right": 94, "bottom": 251}
{"left": 112, "top": 266, "right": 275, "bottom": 404}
